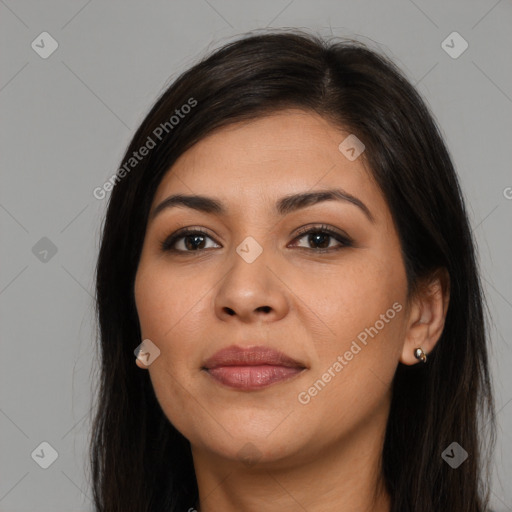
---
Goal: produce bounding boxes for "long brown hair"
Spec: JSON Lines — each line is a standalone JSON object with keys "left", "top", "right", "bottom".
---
{"left": 90, "top": 28, "right": 496, "bottom": 511}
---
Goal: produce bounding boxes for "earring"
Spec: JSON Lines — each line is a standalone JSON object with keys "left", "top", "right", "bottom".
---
{"left": 414, "top": 347, "right": 428, "bottom": 363}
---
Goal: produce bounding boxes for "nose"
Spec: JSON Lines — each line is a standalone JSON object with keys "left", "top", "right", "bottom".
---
{"left": 214, "top": 248, "right": 290, "bottom": 324}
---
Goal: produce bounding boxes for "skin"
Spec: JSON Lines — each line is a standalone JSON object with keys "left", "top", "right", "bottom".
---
{"left": 133, "top": 109, "right": 450, "bottom": 512}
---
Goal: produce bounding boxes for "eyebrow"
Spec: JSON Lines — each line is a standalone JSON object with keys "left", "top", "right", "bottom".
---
{"left": 150, "top": 188, "right": 375, "bottom": 223}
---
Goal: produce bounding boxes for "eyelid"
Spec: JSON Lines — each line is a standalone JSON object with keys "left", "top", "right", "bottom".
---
{"left": 292, "top": 223, "right": 353, "bottom": 243}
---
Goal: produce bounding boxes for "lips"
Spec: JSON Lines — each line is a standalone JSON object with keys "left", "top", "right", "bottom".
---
{"left": 202, "top": 345, "right": 306, "bottom": 390}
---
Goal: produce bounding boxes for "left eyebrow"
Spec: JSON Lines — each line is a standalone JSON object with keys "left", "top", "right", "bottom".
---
{"left": 276, "top": 188, "right": 375, "bottom": 223}
{"left": 150, "top": 187, "right": 375, "bottom": 224}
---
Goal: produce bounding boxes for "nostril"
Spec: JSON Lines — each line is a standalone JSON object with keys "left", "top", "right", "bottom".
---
{"left": 257, "top": 306, "right": 271, "bottom": 313}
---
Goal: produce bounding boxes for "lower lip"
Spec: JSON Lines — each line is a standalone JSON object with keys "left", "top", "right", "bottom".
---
{"left": 205, "top": 365, "right": 304, "bottom": 390}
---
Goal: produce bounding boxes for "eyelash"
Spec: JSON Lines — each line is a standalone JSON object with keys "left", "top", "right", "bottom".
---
{"left": 160, "top": 224, "right": 353, "bottom": 254}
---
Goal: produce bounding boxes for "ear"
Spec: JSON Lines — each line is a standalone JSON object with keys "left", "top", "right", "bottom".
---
{"left": 400, "top": 268, "right": 450, "bottom": 365}
{"left": 135, "top": 345, "right": 150, "bottom": 370}
{"left": 135, "top": 357, "right": 149, "bottom": 370}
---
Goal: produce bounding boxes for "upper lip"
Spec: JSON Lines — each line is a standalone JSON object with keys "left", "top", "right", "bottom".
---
{"left": 203, "top": 345, "right": 305, "bottom": 370}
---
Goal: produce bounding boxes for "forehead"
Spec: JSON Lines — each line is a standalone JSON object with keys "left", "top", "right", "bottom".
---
{"left": 151, "top": 109, "right": 388, "bottom": 222}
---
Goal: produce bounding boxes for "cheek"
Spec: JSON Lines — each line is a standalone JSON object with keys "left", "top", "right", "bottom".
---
{"left": 309, "top": 255, "right": 405, "bottom": 348}
{"left": 302, "top": 251, "right": 407, "bottom": 413}
{"left": 297, "top": 298, "right": 404, "bottom": 435}
{"left": 134, "top": 259, "right": 216, "bottom": 383}
{"left": 134, "top": 263, "right": 207, "bottom": 433}
{"left": 135, "top": 259, "right": 202, "bottom": 340}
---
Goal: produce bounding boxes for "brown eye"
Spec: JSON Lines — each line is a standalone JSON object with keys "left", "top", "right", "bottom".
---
{"left": 161, "top": 229, "right": 220, "bottom": 252}
{"left": 290, "top": 225, "right": 353, "bottom": 252}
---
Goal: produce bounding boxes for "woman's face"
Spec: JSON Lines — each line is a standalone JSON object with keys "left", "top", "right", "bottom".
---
{"left": 134, "top": 109, "right": 411, "bottom": 468}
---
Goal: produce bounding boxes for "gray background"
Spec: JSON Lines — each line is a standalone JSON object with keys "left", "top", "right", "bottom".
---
{"left": 1, "top": 0, "right": 511, "bottom": 510}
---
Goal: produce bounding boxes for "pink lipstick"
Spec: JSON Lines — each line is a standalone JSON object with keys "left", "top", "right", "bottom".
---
{"left": 202, "top": 345, "right": 306, "bottom": 390}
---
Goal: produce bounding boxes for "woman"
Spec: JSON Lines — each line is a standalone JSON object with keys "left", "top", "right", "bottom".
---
{"left": 90, "top": 29, "right": 496, "bottom": 511}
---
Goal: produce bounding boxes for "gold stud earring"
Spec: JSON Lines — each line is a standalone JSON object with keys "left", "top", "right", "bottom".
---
{"left": 414, "top": 347, "right": 428, "bottom": 363}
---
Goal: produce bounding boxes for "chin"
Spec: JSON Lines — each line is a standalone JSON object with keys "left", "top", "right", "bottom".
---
{"left": 187, "top": 418, "right": 312, "bottom": 469}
